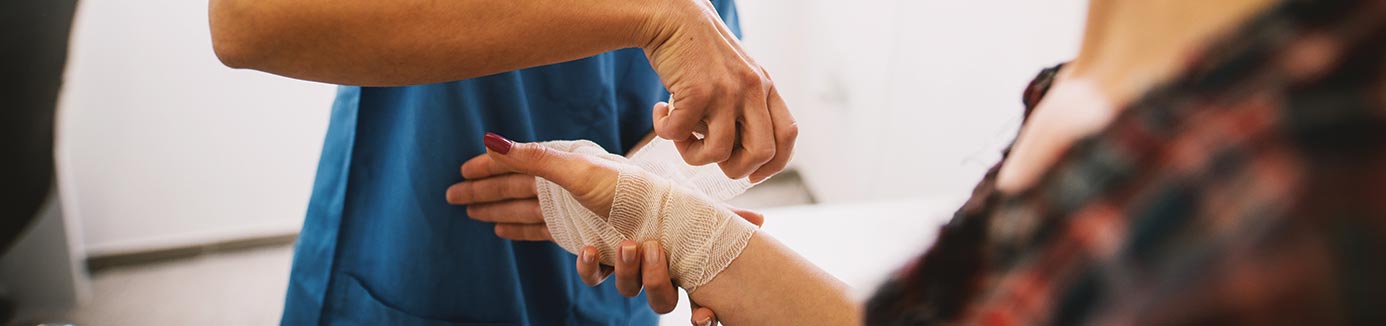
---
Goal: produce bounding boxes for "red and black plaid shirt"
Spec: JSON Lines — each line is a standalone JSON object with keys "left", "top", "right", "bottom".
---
{"left": 866, "top": 1, "right": 1386, "bottom": 325}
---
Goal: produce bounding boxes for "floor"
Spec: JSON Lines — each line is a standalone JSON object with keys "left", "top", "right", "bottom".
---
{"left": 49, "top": 172, "right": 816, "bottom": 326}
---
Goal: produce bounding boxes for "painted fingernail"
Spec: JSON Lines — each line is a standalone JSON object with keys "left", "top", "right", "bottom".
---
{"left": 582, "top": 248, "right": 596, "bottom": 263}
{"left": 483, "top": 132, "right": 513, "bottom": 154}
{"left": 621, "top": 244, "right": 637, "bottom": 264}
{"left": 643, "top": 242, "right": 659, "bottom": 267}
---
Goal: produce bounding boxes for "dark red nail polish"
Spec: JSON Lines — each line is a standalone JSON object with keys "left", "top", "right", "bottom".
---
{"left": 483, "top": 132, "right": 513, "bottom": 154}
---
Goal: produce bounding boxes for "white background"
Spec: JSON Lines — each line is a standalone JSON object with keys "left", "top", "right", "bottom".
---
{"left": 58, "top": 0, "right": 335, "bottom": 255}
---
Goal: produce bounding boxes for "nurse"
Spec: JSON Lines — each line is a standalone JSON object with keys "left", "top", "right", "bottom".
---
{"left": 207, "top": 0, "right": 795, "bottom": 324}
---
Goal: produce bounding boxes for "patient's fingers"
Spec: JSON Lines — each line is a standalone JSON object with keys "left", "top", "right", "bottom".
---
{"left": 492, "top": 223, "right": 551, "bottom": 241}
{"left": 446, "top": 174, "right": 537, "bottom": 205}
{"left": 614, "top": 240, "right": 643, "bottom": 297}
{"left": 576, "top": 246, "right": 612, "bottom": 286}
{"left": 690, "top": 301, "right": 719, "bottom": 326}
{"left": 465, "top": 199, "right": 543, "bottom": 224}
{"left": 728, "top": 206, "right": 765, "bottom": 227}
{"left": 460, "top": 153, "right": 512, "bottom": 179}
{"left": 485, "top": 134, "right": 612, "bottom": 190}
{"left": 641, "top": 241, "right": 678, "bottom": 314}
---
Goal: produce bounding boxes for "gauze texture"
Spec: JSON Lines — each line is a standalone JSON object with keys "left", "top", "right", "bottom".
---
{"left": 534, "top": 138, "right": 758, "bottom": 292}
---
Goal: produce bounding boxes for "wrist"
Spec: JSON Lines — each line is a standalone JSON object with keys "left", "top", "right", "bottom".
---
{"left": 629, "top": 0, "right": 703, "bottom": 50}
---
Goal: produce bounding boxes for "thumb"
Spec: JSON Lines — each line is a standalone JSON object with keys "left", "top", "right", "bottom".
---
{"left": 483, "top": 132, "right": 587, "bottom": 187}
{"left": 727, "top": 206, "right": 765, "bottom": 227}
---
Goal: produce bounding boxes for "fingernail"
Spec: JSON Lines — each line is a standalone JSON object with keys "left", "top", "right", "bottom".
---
{"left": 643, "top": 242, "right": 659, "bottom": 267}
{"left": 621, "top": 244, "right": 637, "bottom": 264}
{"left": 694, "top": 316, "right": 712, "bottom": 326}
{"left": 483, "top": 132, "right": 513, "bottom": 154}
{"left": 582, "top": 248, "right": 595, "bottom": 263}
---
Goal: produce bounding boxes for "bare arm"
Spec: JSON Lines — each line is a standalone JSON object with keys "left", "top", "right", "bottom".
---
{"left": 209, "top": 0, "right": 671, "bottom": 86}
{"left": 211, "top": 0, "right": 798, "bottom": 181}
{"left": 471, "top": 135, "right": 858, "bottom": 325}
{"left": 688, "top": 233, "right": 860, "bottom": 325}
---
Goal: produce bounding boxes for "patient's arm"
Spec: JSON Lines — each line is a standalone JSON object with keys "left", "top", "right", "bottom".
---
{"left": 480, "top": 133, "right": 859, "bottom": 325}
{"left": 689, "top": 233, "right": 860, "bottom": 325}
{"left": 581, "top": 229, "right": 858, "bottom": 325}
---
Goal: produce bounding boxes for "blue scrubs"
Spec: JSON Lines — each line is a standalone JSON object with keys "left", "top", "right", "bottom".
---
{"left": 280, "top": 2, "right": 739, "bottom": 325}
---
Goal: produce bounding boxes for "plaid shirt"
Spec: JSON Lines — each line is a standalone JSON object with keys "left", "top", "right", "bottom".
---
{"left": 866, "top": 1, "right": 1386, "bottom": 325}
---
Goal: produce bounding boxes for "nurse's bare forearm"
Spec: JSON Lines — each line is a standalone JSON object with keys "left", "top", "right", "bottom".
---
{"left": 689, "top": 233, "right": 861, "bottom": 325}
{"left": 209, "top": 0, "right": 670, "bottom": 86}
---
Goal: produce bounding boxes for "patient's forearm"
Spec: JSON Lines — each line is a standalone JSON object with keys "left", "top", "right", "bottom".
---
{"left": 690, "top": 233, "right": 860, "bottom": 325}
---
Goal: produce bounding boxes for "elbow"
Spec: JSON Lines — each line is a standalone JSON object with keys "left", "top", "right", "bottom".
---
{"left": 211, "top": 33, "right": 257, "bottom": 69}
{"left": 208, "top": 0, "right": 270, "bottom": 69}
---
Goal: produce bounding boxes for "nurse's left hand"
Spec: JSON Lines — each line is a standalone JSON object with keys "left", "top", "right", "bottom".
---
{"left": 446, "top": 153, "right": 550, "bottom": 241}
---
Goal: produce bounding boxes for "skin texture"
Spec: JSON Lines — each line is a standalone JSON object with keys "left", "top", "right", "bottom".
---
{"left": 996, "top": 0, "right": 1275, "bottom": 193}
{"left": 475, "top": 136, "right": 859, "bottom": 325}
{"left": 208, "top": 0, "right": 795, "bottom": 180}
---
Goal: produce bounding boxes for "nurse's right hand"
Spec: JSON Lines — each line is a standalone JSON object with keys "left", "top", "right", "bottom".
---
{"left": 639, "top": 0, "right": 797, "bottom": 183}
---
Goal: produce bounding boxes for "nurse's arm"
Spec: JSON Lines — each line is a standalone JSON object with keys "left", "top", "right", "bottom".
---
{"left": 210, "top": 0, "right": 669, "bottom": 86}
{"left": 211, "top": 0, "right": 798, "bottom": 182}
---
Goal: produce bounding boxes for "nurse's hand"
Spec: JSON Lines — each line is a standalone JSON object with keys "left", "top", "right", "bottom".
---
{"left": 446, "top": 153, "right": 550, "bottom": 241}
{"left": 640, "top": 0, "right": 797, "bottom": 183}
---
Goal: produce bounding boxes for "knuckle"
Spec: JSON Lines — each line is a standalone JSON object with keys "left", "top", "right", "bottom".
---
{"left": 778, "top": 122, "right": 800, "bottom": 141}
{"left": 527, "top": 145, "right": 554, "bottom": 163}
{"left": 750, "top": 147, "right": 775, "bottom": 164}
{"left": 679, "top": 85, "right": 713, "bottom": 107}
{"left": 706, "top": 146, "right": 732, "bottom": 163}
{"left": 737, "top": 70, "right": 765, "bottom": 89}
{"left": 680, "top": 149, "right": 708, "bottom": 165}
{"left": 719, "top": 162, "right": 751, "bottom": 179}
{"left": 670, "top": 90, "right": 712, "bottom": 124}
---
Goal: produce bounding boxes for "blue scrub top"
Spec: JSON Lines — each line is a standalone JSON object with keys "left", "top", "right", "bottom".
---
{"left": 281, "top": 2, "right": 739, "bottom": 325}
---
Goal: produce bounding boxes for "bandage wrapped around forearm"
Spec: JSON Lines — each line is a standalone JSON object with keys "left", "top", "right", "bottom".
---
{"left": 534, "top": 138, "right": 759, "bottom": 292}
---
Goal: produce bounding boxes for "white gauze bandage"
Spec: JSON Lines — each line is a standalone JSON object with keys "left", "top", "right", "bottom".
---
{"left": 534, "top": 137, "right": 758, "bottom": 292}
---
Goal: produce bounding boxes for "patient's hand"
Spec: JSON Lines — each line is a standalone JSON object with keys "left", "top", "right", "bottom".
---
{"left": 576, "top": 207, "right": 763, "bottom": 324}
{"left": 445, "top": 154, "right": 551, "bottom": 241}
{"left": 470, "top": 133, "right": 761, "bottom": 323}
{"left": 469, "top": 133, "right": 626, "bottom": 218}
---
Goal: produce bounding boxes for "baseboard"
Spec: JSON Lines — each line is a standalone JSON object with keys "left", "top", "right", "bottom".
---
{"left": 85, "top": 232, "right": 297, "bottom": 273}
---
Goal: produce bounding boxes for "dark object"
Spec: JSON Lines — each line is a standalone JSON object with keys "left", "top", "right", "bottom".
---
{"left": 0, "top": 0, "right": 78, "bottom": 254}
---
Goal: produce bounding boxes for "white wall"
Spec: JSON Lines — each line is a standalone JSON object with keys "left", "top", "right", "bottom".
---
{"left": 58, "top": 0, "right": 335, "bottom": 255}
{"left": 738, "top": 0, "right": 1088, "bottom": 203}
